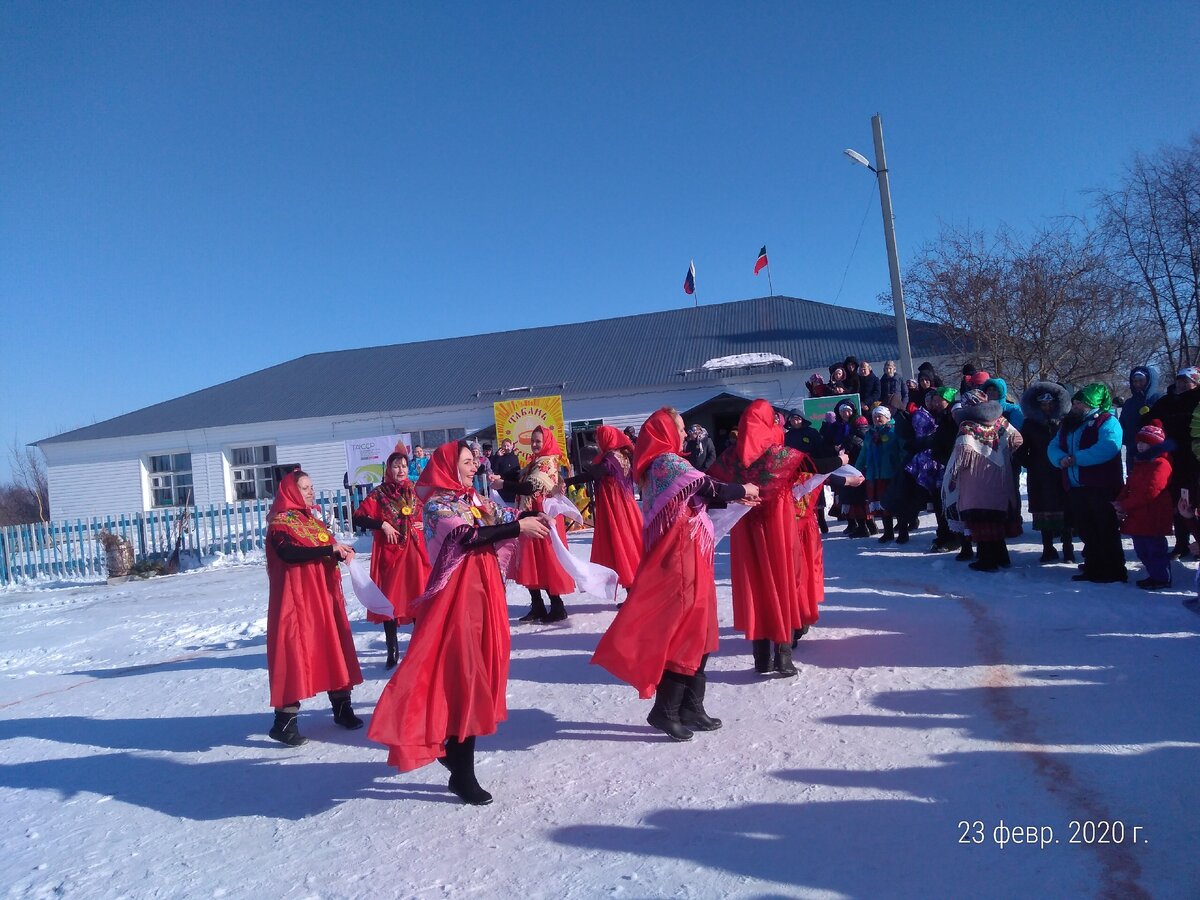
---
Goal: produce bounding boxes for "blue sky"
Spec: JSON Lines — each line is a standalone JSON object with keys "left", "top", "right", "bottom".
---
{"left": 2, "top": 2, "right": 1197, "bottom": 482}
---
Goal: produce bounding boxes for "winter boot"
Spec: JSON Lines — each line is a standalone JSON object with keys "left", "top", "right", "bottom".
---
{"left": 879, "top": 517, "right": 895, "bottom": 544}
{"left": 955, "top": 538, "right": 974, "bottom": 562}
{"left": 444, "top": 736, "right": 493, "bottom": 805}
{"left": 680, "top": 662, "right": 721, "bottom": 731}
{"left": 751, "top": 639, "right": 773, "bottom": 674}
{"left": 383, "top": 619, "right": 399, "bottom": 669}
{"left": 269, "top": 706, "right": 307, "bottom": 747}
{"left": 329, "top": 690, "right": 364, "bottom": 729}
{"left": 1061, "top": 533, "right": 1076, "bottom": 564}
{"left": 1038, "top": 533, "right": 1058, "bottom": 563}
{"left": 968, "top": 541, "right": 1000, "bottom": 573}
{"left": 541, "top": 594, "right": 568, "bottom": 623}
{"left": 896, "top": 520, "right": 910, "bottom": 545}
{"left": 773, "top": 642, "right": 798, "bottom": 677}
{"left": 998, "top": 542, "right": 1012, "bottom": 568}
{"left": 519, "top": 589, "right": 547, "bottom": 623}
{"left": 646, "top": 672, "right": 694, "bottom": 742}
{"left": 817, "top": 508, "right": 829, "bottom": 534}
{"left": 791, "top": 624, "right": 810, "bottom": 649}
{"left": 866, "top": 518, "right": 878, "bottom": 536}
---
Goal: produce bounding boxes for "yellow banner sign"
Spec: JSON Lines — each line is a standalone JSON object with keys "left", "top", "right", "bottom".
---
{"left": 493, "top": 395, "right": 569, "bottom": 469}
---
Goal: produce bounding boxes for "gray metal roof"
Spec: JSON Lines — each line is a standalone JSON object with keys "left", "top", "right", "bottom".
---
{"left": 40, "top": 295, "right": 943, "bottom": 445}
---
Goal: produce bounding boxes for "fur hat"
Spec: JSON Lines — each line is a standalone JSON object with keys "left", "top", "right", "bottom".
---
{"left": 1137, "top": 419, "right": 1167, "bottom": 445}
{"left": 961, "top": 389, "right": 989, "bottom": 406}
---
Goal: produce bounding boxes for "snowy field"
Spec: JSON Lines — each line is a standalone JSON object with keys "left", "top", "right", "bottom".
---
{"left": 1, "top": 524, "right": 1198, "bottom": 899}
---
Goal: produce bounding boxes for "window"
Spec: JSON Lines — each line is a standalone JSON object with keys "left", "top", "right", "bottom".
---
{"left": 417, "top": 428, "right": 465, "bottom": 449}
{"left": 230, "top": 444, "right": 277, "bottom": 501}
{"left": 149, "top": 453, "right": 193, "bottom": 507}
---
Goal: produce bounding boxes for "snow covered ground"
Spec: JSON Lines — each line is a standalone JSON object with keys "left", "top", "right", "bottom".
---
{"left": 1, "top": 524, "right": 1198, "bottom": 899}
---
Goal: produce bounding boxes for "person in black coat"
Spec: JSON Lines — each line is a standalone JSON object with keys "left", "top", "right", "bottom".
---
{"left": 683, "top": 424, "right": 717, "bottom": 471}
{"left": 489, "top": 439, "right": 522, "bottom": 502}
{"left": 878, "top": 360, "right": 908, "bottom": 413}
{"left": 1147, "top": 368, "right": 1200, "bottom": 558}
{"left": 857, "top": 362, "right": 882, "bottom": 409}
{"left": 842, "top": 356, "right": 862, "bottom": 397}
{"left": 1015, "top": 381, "right": 1074, "bottom": 563}
{"left": 785, "top": 409, "right": 841, "bottom": 534}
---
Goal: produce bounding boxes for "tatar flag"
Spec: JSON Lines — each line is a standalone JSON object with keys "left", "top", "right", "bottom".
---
{"left": 754, "top": 246, "right": 769, "bottom": 275}
{"left": 683, "top": 260, "right": 696, "bottom": 295}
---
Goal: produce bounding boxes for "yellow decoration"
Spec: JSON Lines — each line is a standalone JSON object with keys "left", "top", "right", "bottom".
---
{"left": 493, "top": 395, "right": 569, "bottom": 469}
{"left": 318, "top": 531, "right": 330, "bottom": 543}
{"left": 401, "top": 506, "right": 413, "bottom": 516}
{"left": 471, "top": 507, "right": 483, "bottom": 519}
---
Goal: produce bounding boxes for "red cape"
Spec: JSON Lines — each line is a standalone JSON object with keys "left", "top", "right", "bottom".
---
{"left": 589, "top": 465, "right": 643, "bottom": 588}
{"left": 355, "top": 484, "right": 432, "bottom": 624}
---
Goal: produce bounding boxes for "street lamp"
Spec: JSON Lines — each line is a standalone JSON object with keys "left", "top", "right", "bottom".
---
{"left": 844, "top": 114, "right": 914, "bottom": 383}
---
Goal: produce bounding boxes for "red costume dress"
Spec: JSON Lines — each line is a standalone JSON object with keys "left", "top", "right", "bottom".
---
{"left": 353, "top": 477, "right": 432, "bottom": 624}
{"left": 511, "top": 430, "right": 576, "bottom": 596}
{"left": 580, "top": 425, "right": 643, "bottom": 588}
{"left": 708, "top": 400, "right": 817, "bottom": 645}
{"left": 368, "top": 444, "right": 522, "bottom": 772}
{"left": 265, "top": 475, "right": 363, "bottom": 709}
{"left": 592, "top": 410, "right": 746, "bottom": 699}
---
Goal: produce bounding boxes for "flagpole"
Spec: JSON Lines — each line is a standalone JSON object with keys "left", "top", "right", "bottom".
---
{"left": 766, "top": 264, "right": 775, "bottom": 297}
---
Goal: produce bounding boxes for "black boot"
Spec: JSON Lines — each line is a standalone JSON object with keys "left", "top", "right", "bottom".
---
{"left": 955, "top": 538, "right": 974, "bottom": 562}
{"left": 1171, "top": 516, "right": 1192, "bottom": 559}
{"left": 1039, "top": 533, "right": 1058, "bottom": 563}
{"left": 879, "top": 517, "right": 894, "bottom": 543}
{"left": 647, "top": 672, "right": 694, "bottom": 741}
{"left": 1061, "top": 532, "right": 1076, "bottom": 564}
{"left": 541, "top": 594, "right": 568, "bottom": 623}
{"left": 383, "top": 619, "right": 399, "bottom": 669}
{"left": 751, "top": 639, "right": 773, "bottom": 674}
{"left": 269, "top": 706, "right": 307, "bottom": 747}
{"left": 997, "top": 541, "right": 1011, "bottom": 568}
{"left": 680, "top": 659, "right": 721, "bottom": 731}
{"left": 896, "top": 520, "right": 910, "bottom": 545}
{"left": 866, "top": 518, "right": 878, "bottom": 536}
{"left": 519, "top": 589, "right": 547, "bottom": 623}
{"left": 969, "top": 541, "right": 999, "bottom": 572}
{"left": 444, "top": 736, "right": 493, "bottom": 805}
{"left": 817, "top": 508, "right": 829, "bottom": 534}
{"left": 329, "top": 690, "right": 364, "bottom": 729}
{"left": 774, "top": 642, "right": 798, "bottom": 677}
{"left": 791, "top": 624, "right": 810, "bottom": 649}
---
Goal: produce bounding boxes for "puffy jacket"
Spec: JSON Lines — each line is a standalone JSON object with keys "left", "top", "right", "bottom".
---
{"left": 878, "top": 373, "right": 908, "bottom": 411}
{"left": 1117, "top": 446, "right": 1173, "bottom": 536}
{"left": 1047, "top": 409, "right": 1123, "bottom": 489}
{"left": 1119, "top": 365, "right": 1161, "bottom": 448}
{"left": 858, "top": 422, "right": 905, "bottom": 480}
{"left": 858, "top": 372, "right": 881, "bottom": 408}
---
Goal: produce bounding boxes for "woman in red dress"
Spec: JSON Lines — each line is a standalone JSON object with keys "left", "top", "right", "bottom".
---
{"left": 265, "top": 470, "right": 364, "bottom": 746}
{"left": 352, "top": 451, "right": 432, "bottom": 668}
{"left": 709, "top": 400, "right": 861, "bottom": 677}
{"left": 368, "top": 441, "right": 549, "bottom": 804}
{"left": 592, "top": 408, "right": 759, "bottom": 742}
{"left": 567, "top": 425, "right": 643, "bottom": 592}
{"left": 501, "top": 426, "right": 577, "bottom": 623}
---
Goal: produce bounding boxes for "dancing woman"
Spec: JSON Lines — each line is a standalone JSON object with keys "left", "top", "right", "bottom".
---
{"left": 566, "top": 424, "right": 643, "bottom": 592}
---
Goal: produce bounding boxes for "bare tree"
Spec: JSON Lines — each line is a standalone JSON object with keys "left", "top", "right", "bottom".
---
{"left": 6, "top": 438, "right": 49, "bottom": 523}
{"left": 1096, "top": 134, "right": 1200, "bottom": 372}
{"left": 895, "top": 220, "right": 1147, "bottom": 393}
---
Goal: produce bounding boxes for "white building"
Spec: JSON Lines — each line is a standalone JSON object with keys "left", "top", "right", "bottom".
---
{"left": 37, "top": 296, "right": 946, "bottom": 519}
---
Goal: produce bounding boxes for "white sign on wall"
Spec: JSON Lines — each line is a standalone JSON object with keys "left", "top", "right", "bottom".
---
{"left": 344, "top": 433, "right": 412, "bottom": 486}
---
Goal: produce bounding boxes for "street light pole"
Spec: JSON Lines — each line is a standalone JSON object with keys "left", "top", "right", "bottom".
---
{"left": 870, "top": 114, "right": 914, "bottom": 383}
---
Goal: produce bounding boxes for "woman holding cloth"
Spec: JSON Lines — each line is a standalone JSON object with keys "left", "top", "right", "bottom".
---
{"left": 352, "top": 451, "right": 432, "bottom": 668}
{"left": 593, "top": 408, "right": 759, "bottom": 742}
{"left": 368, "top": 441, "right": 550, "bottom": 805}
{"left": 567, "top": 424, "right": 643, "bottom": 592}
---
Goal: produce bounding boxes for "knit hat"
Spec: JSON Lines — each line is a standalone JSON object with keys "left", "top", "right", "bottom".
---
{"left": 853, "top": 415, "right": 869, "bottom": 427}
{"left": 918, "top": 361, "right": 935, "bottom": 374}
{"left": 1177, "top": 367, "right": 1200, "bottom": 385}
{"left": 1073, "top": 383, "right": 1113, "bottom": 412}
{"left": 936, "top": 386, "right": 958, "bottom": 403}
{"left": 969, "top": 371, "right": 991, "bottom": 387}
{"left": 1137, "top": 419, "right": 1166, "bottom": 445}
{"left": 961, "top": 389, "right": 988, "bottom": 406}
{"left": 870, "top": 405, "right": 892, "bottom": 422}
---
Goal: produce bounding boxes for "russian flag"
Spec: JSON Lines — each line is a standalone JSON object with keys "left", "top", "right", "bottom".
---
{"left": 683, "top": 260, "right": 696, "bottom": 295}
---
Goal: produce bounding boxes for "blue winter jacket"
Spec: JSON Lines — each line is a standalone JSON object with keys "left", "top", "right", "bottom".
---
{"left": 858, "top": 422, "right": 906, "bottom": 480}
{"left": 1046, "top": 409, "right": 1123, "bottom": 488}
{"left": 983, "top": 377, "right": 1024, "bottom": 429}
{"left": 1118, "top": 364, "right": 1162, "bottom": 449}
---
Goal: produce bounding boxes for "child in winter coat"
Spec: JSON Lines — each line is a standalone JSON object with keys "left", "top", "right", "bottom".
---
{"left": 858, "top": 406, "right": 907, "bottom": 542}
{"left": 1114, "top": 421, "right": 1174, "bottom": 590}
{"left": 840, "top": 416, "right": 873, "bottom": 537}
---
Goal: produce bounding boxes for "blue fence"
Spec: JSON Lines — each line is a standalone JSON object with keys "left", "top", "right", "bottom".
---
{"left": 0, "top": 487, "right": 371, "bottom": 587}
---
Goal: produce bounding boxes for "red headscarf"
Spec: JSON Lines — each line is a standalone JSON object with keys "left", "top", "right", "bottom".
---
{"left": 736, "top": 399, "right": 785, "bottom": 467}
{"left": 593, "top": 424, "right": 634, "bottom": 465}
{"left": 267, "top": 471, "right": 312, "bottom": 520}
{"left": 384, "top": 451, "right": 410, "bottom": 484}
{"left": 415, "top": 441, "right": 470, "bottom": 501}
{"left": 531, "top": 426, "right": 562, "bottom": 461}
{"left": 633, "top": 409, "right": 682, "bottom": 482}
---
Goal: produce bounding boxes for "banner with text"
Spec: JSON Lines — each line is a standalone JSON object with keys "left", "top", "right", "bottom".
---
{"left": 344, "top": 433, "right": 412, "bottom": 486}
{"left": 493, "top": 396, "right": 569, "bottom": 468}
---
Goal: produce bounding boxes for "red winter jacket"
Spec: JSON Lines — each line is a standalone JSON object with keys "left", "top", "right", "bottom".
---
{"left": 1117, "top": 453, "right": 1173, "bottom": 536}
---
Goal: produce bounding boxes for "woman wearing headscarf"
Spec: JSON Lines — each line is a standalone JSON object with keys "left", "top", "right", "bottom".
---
{"left": 567, "top": 425, "right": 643, "bottom": 591}
{"left": 265, "top": 470, "right": 364, "bottom": 746}
{"left": 368, "top": 441, "right": 550, "bottom": 805}
{"left": 1047, "top": 384, "right": 1128, "bottom": 584}
{"left": 942, "top": 390, "right": 1024, "bottom": 572}
{"left": 1015, "top": 382, "right": 1074, "bottom": 564}
{"left": 500, "top": 426, "right": 577, "bottom": 623}
{"left": 352, "top": 450, "right": 432, "bottom": 668}
{"left": 592, "top": 408, "right": 759, "bottom": 742}
{"left": 709, "top": 400, "right": 861, "bottom": 675}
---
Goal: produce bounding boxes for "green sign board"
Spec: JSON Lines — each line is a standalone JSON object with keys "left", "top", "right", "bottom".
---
{"left": 801, "top": 393, "right": 860, "bottom": 421}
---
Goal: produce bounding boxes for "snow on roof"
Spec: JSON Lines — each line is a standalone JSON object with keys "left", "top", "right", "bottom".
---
{"left": 700, "top": 352, "right": 794, "bottom": 371}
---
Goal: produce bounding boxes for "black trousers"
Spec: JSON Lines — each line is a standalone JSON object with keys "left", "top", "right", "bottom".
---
{"left": 1066, "top": 486, "right": 1127, "bottom": 579}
